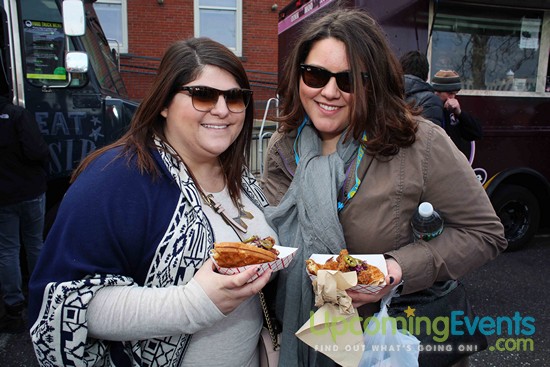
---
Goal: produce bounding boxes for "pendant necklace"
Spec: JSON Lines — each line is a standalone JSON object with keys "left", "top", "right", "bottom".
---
{"left": 199, "top": 189, "right": 254, "bottom": 233}
{"left": 233, "top": 201, "right": 254, "bottom": 231}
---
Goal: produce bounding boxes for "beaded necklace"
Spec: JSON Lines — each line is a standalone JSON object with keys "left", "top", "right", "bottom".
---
{"left": 293, "top": 118, "right": 367, "bottom": 212}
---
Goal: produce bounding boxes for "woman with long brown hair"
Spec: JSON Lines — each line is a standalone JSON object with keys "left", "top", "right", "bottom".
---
{"left": 29, "top": 37, "right": 275, "bottom": 367}
{"left": 262, "top": 7, "right": 507, "bottom": 367}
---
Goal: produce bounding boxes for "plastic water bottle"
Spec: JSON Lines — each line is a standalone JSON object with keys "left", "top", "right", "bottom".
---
{"left": 411, "top": 202, "right": 444, "bottom": 241}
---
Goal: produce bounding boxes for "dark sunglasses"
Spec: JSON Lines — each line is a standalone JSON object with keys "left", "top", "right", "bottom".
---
{"left": 179, "top": 86, "right": 253, "bottom": 113}
{"left": 300, "top": 64, "right": 368, "bottom": 93}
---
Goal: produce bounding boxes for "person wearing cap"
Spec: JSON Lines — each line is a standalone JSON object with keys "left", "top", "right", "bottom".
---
{"left": 432, "top": 70, "right": 483, "bottom": 160}
{"left": 400, "top": 51, "right": 445, "bottom": 127}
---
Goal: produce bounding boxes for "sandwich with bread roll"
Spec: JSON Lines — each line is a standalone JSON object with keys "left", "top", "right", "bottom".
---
{"left": 212, "top": 235, "right": 279, "bottom": 268}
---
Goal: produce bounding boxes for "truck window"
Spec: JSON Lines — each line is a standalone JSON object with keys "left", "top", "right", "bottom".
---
{"left": 20, "top": 0, "right": 87, "bottom": 88}
{"left": 80, "top": 3, "right": 127, "bottom": 96}
{"left": 431, "top": 2, "right": 548, "bottom": 94}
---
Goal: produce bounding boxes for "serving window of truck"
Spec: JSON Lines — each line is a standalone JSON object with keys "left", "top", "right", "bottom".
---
{"left": 428, "top": 1, "right": 550, "bottom": 250}
{"left": 430, "top": 2, "right": 549, "bottom": 94}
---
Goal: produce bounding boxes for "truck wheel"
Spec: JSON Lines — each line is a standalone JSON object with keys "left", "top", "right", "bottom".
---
{"left": 490, "top": 184, "right": 540, "bottom": 251}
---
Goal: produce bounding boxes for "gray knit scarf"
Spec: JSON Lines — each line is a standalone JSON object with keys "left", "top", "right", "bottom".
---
{"left": 264, "top": 120, "right": 360, "bottom": 367}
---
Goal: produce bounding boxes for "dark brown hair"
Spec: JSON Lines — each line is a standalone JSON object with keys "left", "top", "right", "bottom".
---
{"left": 400, "top": 50, "right": 430, "bottom": 81}
{"left": 277, "top": 7, "right": 417, "bottom": 156}
{"left": 71, "top": 37, "right": 254, "bottom": 203}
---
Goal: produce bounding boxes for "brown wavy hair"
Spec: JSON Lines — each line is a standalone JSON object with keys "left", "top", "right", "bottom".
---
{"left": 277, "top": 7, "right": 417, "bottom": 156}
{"left": 71, "top": 37, "right": 254, "bottom": 203}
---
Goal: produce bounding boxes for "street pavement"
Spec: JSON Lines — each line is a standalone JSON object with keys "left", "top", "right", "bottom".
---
{"left": 464, "top": 232, "right": 550, "bottom": 366}
{"left": 2, "top": 233, "right": 549, "bottom": 366}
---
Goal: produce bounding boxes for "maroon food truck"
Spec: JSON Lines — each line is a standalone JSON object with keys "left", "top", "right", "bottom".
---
{"left": 277, "top": 0, "right": 550, "bottom": 250}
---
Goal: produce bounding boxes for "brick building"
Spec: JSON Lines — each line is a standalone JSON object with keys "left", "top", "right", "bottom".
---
{"left": 96, "top": 0, "right": 280, "bottom": 113}
{"left": 94, "top": 0, "right": 281, "bottom": 173}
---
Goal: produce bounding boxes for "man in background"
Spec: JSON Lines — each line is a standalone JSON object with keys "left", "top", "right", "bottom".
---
{"left": 0, "top": 90, "right": 49, "bottom": 333}
{"left": 400, "top": 50, "right": 445, "bottom": 126}
{"left": 432, "top": 69, "right": 483, "bottom": 160}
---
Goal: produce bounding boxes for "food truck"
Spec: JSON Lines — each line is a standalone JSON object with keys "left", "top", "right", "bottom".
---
{"left": 1, "top": 0, "right": 137, "bottom": 223}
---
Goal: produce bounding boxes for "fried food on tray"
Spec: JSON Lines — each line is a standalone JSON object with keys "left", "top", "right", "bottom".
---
{"left": 356, "top": 262, "right": 385, "bottom": 286}
{"left": 306, "top": 249, "right": 385, "bottom": 286}
{"left": 212, "top": 236, "right": 279, "bottom": 268}
{"left": 306, "top": 257, "right": 338, "bottom": 274}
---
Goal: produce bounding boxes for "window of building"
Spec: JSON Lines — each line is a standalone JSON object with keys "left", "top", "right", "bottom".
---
{"left": 94, "top": 0, "right": 128, "bottom": 54}
{"left": 194, "top": 0, "right": 242, "bottom": 57}
{"left": 431, "top": 2, "right": 549, "bottom": 93}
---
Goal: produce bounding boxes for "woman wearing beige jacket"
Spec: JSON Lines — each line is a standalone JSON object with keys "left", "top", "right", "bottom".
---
{"left": 261, "top": 7, "right": 507, "bottom": 367}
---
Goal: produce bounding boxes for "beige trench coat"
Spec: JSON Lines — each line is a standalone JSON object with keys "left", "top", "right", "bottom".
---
{"left": 261, "top": 118, "right": 507, "bottom": 316}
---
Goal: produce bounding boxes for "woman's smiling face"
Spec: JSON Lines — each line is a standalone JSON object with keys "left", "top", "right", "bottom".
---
{"left": 299, "top": 38, "right": 352, "bottom": 145}
{"left": 161, "top": 65, "right": 245, "bottom": 165}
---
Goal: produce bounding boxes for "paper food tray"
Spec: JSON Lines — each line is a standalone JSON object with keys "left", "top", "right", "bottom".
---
{"left": 307, "top": 253, "right": 388, "bottom": 294}
{"left": 211, "top": 245, "right": 298, "bottom": 282}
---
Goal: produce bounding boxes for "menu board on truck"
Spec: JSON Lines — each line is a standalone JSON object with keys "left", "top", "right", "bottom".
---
{"left": 23, "top": 20, "right": 67, "bottom": 80}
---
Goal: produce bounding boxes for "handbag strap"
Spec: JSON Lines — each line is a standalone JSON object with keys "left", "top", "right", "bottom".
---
{"left": 259, "top": 290, "right": 280, "bottom": 350}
